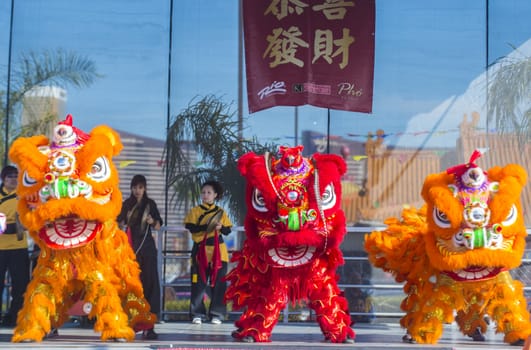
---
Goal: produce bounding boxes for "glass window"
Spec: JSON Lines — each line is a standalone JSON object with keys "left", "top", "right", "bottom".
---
{"left": 2, "top": 0, "right": 530, "bottom": 321}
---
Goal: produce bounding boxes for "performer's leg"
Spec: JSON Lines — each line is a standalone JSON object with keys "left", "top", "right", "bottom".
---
{"left": 6, "top": 249, "right": 30, "bottom": 326}
{"left": 208, "top": 262, "right": 227, "bottom": 321}
{"left": 138, "top": 246, "right": 161, "bottom": 316}
{"left": 491, "top": 281, "right": 531, "bottom": 345}
{"left": 0, "top": 251, "right": 9, "bottom": 323}
{"left": 232, "top": 283, "right": 288, "bottom": 342}
{"left": 190, "top": 261, "right": 207, "bottom": 321}
{"left": 135, "top": 243, "right": 160, "bottom": 339}
{"left": 84, "top": 276, "right": 135, "bottom": 341}
{"left": 455, "top": 309, "right": 486, "bottom": 341}
{"left": 12, "top": 264, "right": 58, "bottom": 342}
{"left": 308, "top": 269, "right": 354, "bottom": 343}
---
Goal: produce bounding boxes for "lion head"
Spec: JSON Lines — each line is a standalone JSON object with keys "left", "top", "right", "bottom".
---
{"left": 421, "top": 149, "right": 528, "bottom": 280}
{"left": 237, "top": 145, "right": 347, "bottom": 267}
{"left": 9, "top": 115, "right": 123, "bottom": 250}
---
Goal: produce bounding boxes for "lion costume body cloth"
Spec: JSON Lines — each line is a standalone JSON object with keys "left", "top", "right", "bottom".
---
{"left": 225, "top": 146, "right": 354, "bottom": 343}
{"left": 8, "top": 115, "right": 155, "bottom": 342}
{"left": 365, "top": 149, "right": 531, "bottom": 345}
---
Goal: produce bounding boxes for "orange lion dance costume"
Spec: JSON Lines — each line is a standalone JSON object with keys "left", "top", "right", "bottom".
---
{"left": 8, "top": 115, "right": 156, "bottom": 342}
{"left": 365, "top": 149, "right": 531, "bottom": 345}
{"left": 225, "top": 145, "right": 354, "bottom": 343}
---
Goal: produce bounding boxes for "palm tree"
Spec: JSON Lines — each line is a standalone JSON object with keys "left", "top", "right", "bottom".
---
{"left": 1, "top": 48, "right": 101, "bottom": 160}
{"left": 487, "top": 47, "right": 531, "bottom": 143}
{"left": 164, "top": 94, "right": 277, "bottom": 224}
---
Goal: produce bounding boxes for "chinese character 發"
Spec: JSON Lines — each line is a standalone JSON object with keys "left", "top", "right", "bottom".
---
{"left": 263, "top": 26, "right": 310, "bottom": 68}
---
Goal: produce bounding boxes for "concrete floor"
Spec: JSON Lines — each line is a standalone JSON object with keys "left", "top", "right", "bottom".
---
{"left": 0, "top": 319, "right": 525, "bottom": 349}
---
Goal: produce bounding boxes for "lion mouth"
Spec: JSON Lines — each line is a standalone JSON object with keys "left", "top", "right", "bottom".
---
{"left": 39, "top": 217, "right": 100, "bottom": 249}
{"left": 267, "top": 245, "right": 316, "bottom": 267}
{"left": 442, "top": 266, "right": 502, "bottom": 282}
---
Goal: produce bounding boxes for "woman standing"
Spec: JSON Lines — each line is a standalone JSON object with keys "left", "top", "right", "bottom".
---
{"left": 118, "top": 174, "right": 162, "bottom": 340}
{"left": 184, "top": 180, "right": 232, "bottom": 325}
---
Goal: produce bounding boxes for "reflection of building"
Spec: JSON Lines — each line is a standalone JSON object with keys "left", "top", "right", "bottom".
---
{"left": 114, "top": 130, "right": 187, "bottom": 228}
{"left": 114, "top": 130, "right": 193, "bottom": 289}
{"left": 349, "top": 148, "right": 441, "bottom": 224}
{"left": 457, "top": 114, "right": 531, "bottom": 224}
{"left": 21, "top": 86, "right": 66, "bottom": 135}
{"left": 340, "top": 113, "right": 531, "bottom": 225}
{"left": 302, "top": 130, "right": 366, "bottom": 188}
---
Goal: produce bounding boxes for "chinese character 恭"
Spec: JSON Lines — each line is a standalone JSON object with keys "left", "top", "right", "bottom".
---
{"left": 265, "top": 0, "right": 309, "bottom": 20}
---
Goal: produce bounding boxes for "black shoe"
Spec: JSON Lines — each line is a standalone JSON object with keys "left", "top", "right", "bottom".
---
{"left": 45, "top": 328, "right": 59, "bottom": 338}
{"left": 469, "top": 328, "right": 485, "bottom": 342}
{"left": 510, "top": 339, "right": 525, "bottom": 346}
{"left": 402, "top": 333, "right": 415, "bottom": 343}
{"left": 142, "top": 328, "right": 158, "bottom": 340}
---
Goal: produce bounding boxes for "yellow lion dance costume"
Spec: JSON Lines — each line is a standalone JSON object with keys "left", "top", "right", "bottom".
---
{"left": 365, "top": 149, "right": 531, "bottom": 345}
{"left": 8, "top": 115, "right": 156, "bottom": 342}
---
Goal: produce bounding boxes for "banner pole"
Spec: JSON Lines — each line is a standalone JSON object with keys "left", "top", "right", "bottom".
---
{"left": 237, "top": 0, "right": 243, "bottom": 141}
{"left": 294, "top": 106, "right": 299, "bottom": 145}
{"left": 326, "top": 108, "right": 331, "bottom": 154}
{"left": 3, "top": 0, "right": 15, "bottom": 166}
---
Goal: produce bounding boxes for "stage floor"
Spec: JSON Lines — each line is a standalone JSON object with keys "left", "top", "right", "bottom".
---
{"left": 0, "top": 319, "right": 525, "bottom": 349}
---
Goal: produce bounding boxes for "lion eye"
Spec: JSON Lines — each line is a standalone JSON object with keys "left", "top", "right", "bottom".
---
{"left": 320, "top": 184, "right": 336, "bottom": 210}
{"left": 252, "top": 188, "right": 268, "bottom": 212}
{"left": 453, "top": 231, "right": 466, "bottom": 246}
{"left": 501, "top": 205, "right": 517, "bottom": 227}
{"left": 86, "top": 157, "right": 111, "bottom": 182}
{"left": 22, "top": 171, "right": 38, "bottom": 187}
{"left": 433, "top": 207, "right": 451, "bottom": 228}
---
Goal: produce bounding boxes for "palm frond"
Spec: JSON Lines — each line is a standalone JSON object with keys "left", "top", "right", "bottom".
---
{"left": 164, "top": 94, "right": 278, "bottom": 224}
{"left": 487, "top": 53, "right": 531, "bottom": 142}
{"left": 12, "top": 49, "right": 101, "bottom": 94}
{"left": 0, "top": 49, "right": 100, "bottom": 165}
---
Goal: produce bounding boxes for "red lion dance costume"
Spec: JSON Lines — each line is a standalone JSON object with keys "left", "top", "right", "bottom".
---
{"left": 365, "top": 149, "right": 531, "bottom": 345}
{"left": 225, "top": 145, "right": 354, "bottom": 343}
{"left": 8, "top": 115, "right": 155, "bottom": 342}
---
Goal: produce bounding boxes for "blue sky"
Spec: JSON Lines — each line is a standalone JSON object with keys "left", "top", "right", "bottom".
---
{"left": 0, "top": 0, "right": 530, "bottom": 146}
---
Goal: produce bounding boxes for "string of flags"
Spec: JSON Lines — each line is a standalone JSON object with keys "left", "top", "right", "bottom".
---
{"left": 118, "top": 160, "right": 136, "bottom": 168}
{"left": 255, "top": 126, "right": 496, "bottom": 142}
{"left": 116, "top": 126, "right": 496, "bottom": 168}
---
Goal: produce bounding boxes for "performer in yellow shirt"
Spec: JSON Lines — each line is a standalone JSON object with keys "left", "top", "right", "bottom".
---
{"left": 0, "top": 165, "right": 29, "bottom": 328}
{"left": 184, "top": 180, "right": 232, "bottom": 325}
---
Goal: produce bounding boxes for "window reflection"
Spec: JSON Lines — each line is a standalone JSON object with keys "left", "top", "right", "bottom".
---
{"left": 1, "top": 0, "right": 529, "bottom": 322}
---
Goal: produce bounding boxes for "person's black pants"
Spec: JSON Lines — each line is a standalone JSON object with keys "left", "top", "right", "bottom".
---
{"left": 0, "top": 248, "right": 30, "bottom": 324}
{"left": 136, "top": 238, "right": 161, "bottom": 317}
{"left": 190, "top": 260, "right": 228, "bottom": 321}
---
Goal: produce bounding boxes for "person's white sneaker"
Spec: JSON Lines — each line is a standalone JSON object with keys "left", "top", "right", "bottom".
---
{"left": 211, "top": 317, "right": 222, "bottom": 325}
{"left": 192, "top": 317, "right": 202, "bottom": 325}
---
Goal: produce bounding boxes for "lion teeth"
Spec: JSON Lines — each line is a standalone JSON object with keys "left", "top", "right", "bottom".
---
{"left": 267, "top": 246, "right": 315, "bottom": 267}
{"left": 44, "top": 219, "right": 97, "bottom": 248}
{"left": 454, "top": 267, "right": 494, "bottom": 280}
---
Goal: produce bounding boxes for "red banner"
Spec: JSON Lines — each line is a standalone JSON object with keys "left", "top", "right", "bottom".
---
{"left": 243, "top": 0, "right": 375, "bottom": 114}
